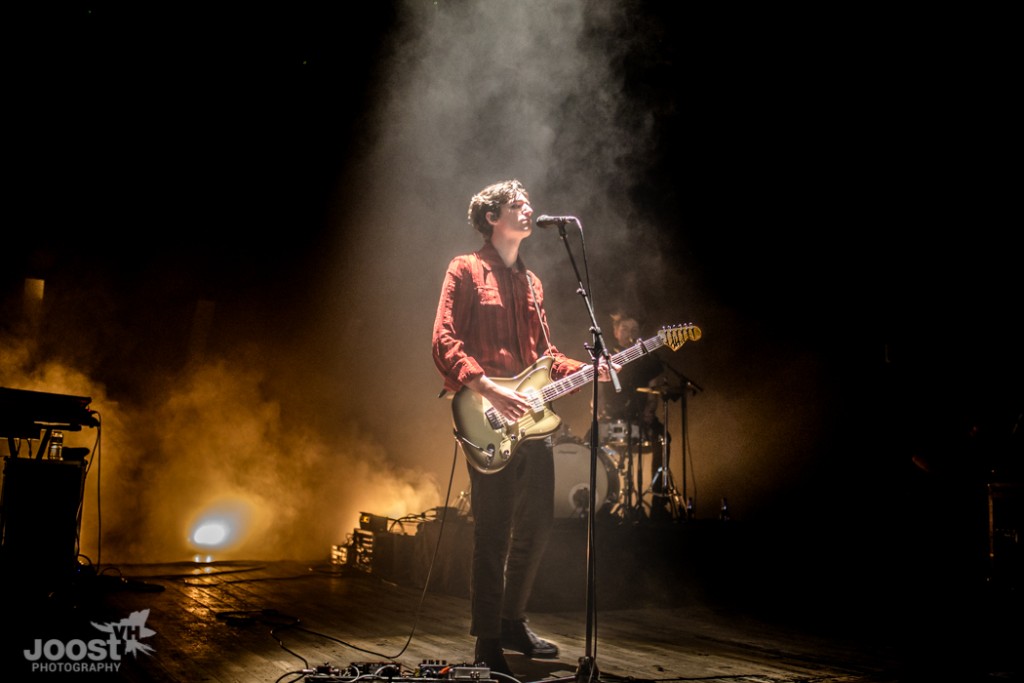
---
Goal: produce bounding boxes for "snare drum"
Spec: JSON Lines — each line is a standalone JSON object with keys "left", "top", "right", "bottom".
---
{"left": 552, "top": 442, "right": 620, "bottom": 519}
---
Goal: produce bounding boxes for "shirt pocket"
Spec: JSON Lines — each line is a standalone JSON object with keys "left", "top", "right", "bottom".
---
{"left": 476, "top": 285, "right": 503, "bottom": 307}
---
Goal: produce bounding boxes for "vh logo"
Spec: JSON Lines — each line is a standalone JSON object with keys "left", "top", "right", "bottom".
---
{"left": 24, "top": 608, "right": 156, "bottom": 669}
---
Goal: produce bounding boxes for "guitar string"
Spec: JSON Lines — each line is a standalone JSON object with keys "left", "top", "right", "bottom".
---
{"left": 486, "top": 326, "right": 690, "bottom": 426}
{"left": 539, "top": 334, "right": 668, "bottom": 403}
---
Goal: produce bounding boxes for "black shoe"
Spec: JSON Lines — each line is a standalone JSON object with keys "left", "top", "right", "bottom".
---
{"left": 474, "top": 637, "right": 514, "bottom": 677}
{"left": 500, "top": 618, "right": 559, "bottom": 658}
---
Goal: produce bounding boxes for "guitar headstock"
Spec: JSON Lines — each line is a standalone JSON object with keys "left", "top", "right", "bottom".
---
{"left": 659, "top": 323, "right": 702, "bottom": 351}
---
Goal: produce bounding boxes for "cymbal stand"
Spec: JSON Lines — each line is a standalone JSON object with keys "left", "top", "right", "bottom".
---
{"left": 667, "top": 365, "right": 702, "bottom": 519}
{"left": 643, "top": 388, "right": 683, "bottom": 519}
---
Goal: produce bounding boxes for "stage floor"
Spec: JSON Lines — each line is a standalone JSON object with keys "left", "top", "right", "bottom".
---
{"left": 2, "top": 517, "right": 1020, "bottom": 682}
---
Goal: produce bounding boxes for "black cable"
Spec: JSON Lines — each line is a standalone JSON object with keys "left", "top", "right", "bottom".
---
{"left": 335, "top": 438, "right": 462, "bottom": 661}
{"left": 225, "top": 441, "right": 464, "bottom": 670}
{"left": 215, "top": 607, "right": 309, "bottom": 667}
{"left": 85, "top": 413, "right": 102, "bottom": 566}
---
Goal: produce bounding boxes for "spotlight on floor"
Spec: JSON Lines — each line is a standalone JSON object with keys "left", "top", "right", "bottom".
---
{"left": 187, "top": 498, "right": 251, "bottom": 559}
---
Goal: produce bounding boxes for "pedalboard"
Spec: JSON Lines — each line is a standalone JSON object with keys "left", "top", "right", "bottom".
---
{"left": 305, "top": 660, "right": 495, "bottom": 682}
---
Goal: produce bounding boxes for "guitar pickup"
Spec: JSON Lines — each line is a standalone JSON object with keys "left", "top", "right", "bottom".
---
{"left": 484, "top": 407, "right": 504, "bottom": 430}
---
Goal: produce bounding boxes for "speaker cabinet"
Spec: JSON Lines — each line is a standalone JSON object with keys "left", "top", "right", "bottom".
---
{"left": 0, "top": 457, "right": 87, "bottom": 594}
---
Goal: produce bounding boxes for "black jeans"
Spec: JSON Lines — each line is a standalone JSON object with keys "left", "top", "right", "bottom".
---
{"left": 467, "top": 437, "right": 554, "bottom": 638}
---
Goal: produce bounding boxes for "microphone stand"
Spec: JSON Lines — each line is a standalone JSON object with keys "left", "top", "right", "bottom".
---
{"left": 550, "top": 216, "right": 616, "bottom": 683}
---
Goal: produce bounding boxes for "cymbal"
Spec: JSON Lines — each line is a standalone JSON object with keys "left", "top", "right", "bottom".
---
{"left": 636, "top": 386, "right": 683, "bottom": 400}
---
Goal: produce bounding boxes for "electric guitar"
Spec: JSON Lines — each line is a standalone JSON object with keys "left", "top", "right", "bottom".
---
{"left": 452, "top": 324, "right": 702, "bottom": 474}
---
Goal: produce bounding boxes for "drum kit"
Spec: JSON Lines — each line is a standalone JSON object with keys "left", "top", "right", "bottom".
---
{"left": 552, "top": 423, "right": 677, "bottom": 521}
{"left": 552, "top": 386, "right": 686, "bottom": 522}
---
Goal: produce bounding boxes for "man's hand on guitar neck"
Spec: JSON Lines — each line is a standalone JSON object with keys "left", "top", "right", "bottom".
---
{"left": 598, "top": 358, "right": 621, "bottom": 383}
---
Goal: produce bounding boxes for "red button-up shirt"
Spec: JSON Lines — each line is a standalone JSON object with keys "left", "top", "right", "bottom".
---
{"left": 433, "top": 241, "right": 585, "bottom": 394}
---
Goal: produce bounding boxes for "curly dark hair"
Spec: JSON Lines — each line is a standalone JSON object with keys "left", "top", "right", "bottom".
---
{"left": 467, "top": 179, "right": 530, "bottom": 238}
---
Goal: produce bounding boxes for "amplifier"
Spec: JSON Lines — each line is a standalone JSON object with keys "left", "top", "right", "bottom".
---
{"left": 0, "top": 456, "right": 88, "bottom": 595}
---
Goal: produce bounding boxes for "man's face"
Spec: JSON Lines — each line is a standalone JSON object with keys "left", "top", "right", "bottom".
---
{"left": 490, "top": 192, "right": 533, "bottom": 238}
{"left": 614, "top": 318, "right": 640, "bottom": 347}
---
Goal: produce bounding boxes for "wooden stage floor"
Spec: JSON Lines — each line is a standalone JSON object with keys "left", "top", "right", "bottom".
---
{"left": 2, "top": 516, "right": 1020, "bottom": 683}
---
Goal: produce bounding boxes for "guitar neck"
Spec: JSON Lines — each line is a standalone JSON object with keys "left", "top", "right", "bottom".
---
{"left": 540, "top": 335, "right": 666, "bottom": 404}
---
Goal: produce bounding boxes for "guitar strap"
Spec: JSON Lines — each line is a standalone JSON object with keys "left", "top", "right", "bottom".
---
{"left": 525, "top": 270, "right": 555, "bottom": 357}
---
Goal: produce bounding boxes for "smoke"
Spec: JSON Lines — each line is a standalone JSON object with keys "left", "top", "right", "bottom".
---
{"left": 313, "top": 0, "right": 826, "bottom": 521}
{"left": 1, "top": 329, "right": 440, "bottom": 565}
{"left": 349, "top": 1, "right": 669, "bottom": 262}
{"left": 315, "top": 2, "right": 680, "bottom": 483}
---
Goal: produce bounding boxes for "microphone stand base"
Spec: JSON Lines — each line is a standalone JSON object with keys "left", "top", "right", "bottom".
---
{"left": 575, "top": 655, "right": 599, "bottom": 683}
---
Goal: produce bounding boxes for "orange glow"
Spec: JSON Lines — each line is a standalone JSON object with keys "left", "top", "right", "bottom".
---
{"left": 23, "top": 278, "right": 44, "bottom": 302}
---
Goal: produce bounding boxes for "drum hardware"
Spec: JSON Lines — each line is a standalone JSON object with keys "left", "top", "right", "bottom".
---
{"left": 598, "top": 414, "right": 667, "bottom": 521}
{"left": 638, "top": 373, "right": 701, "bottom": 520}
{"left": 605, "top": 418, "right": 644, "bottom": 522}
{"left": 599, "top": 419, "right": 639, "bottom": 446}
{"left": 595, "top": 414, "right": 661, "bottom": 521}
{"left": 638, "top": 383, "right": 681, "bottom": 519}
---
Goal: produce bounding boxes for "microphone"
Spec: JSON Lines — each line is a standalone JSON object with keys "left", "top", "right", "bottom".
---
{"left": 534, "top": 215, "right": 576, "bottom": 228}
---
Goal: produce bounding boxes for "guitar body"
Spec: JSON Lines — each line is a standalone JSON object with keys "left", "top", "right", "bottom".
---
{"left": 452, "top": 357, "right": 562, "bottom": 474}
{"left": 451, "top": 323, "right": 701, "bottom": 475}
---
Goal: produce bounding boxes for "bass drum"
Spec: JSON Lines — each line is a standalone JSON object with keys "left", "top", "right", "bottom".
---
{"left": 552, "top": 442, "right": 620, "bottom": 519}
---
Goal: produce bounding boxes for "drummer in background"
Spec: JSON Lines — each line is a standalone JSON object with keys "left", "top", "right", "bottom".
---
{"left": 601, "top": 309, "right": 672, "bottom": 519}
